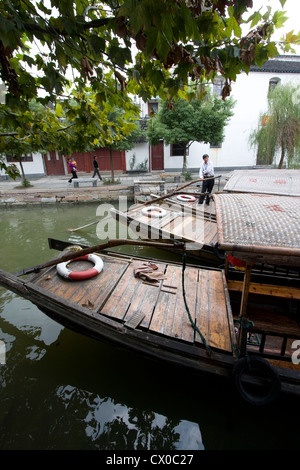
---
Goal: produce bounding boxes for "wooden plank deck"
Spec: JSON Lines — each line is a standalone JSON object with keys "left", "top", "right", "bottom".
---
{"left": 34, "top": 254, "right": 234, "bottom": 353}
{"left": 120, "top": 204, "right": 217, "bottom": 248}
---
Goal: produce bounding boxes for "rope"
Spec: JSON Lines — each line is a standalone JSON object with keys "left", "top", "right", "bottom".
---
{"left": 181, "top": 254, "right": 211, "bottom": 355}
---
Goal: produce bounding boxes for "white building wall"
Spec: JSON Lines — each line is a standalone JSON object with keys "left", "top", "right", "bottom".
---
{"left": 136, "top": 64, "right": 300, "bottom": 173}
{"left": 126, "top": 142, "right": 150, "bottom": 171}
{"left": 1, "top": 151, "right": 45, "bottom": 178}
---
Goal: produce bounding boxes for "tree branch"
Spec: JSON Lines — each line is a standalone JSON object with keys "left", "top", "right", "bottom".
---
{"left": 22, "top": 17, "right": 111, "bottom": 38}
{"left": 0, "top": 123, "right": 75, "bottom": 139}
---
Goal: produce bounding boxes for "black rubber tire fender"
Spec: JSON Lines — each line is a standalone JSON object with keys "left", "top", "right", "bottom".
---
{"left": 233, "top": 355, "right": 281, "bottom": 406}
{"left": 213, "top": 243, "right": 226, "bottom": 261}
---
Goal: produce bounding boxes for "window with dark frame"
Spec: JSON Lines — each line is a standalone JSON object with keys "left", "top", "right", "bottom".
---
{"left": 268, "top": 77, "right": 281, "bottom": 94}
{"left": 6, "top": 154, "right": 33, "bottom": 162}
{"left": 213, "top": 77, "right": 226, "bottom": 97}
{"left": 170, "top": 143, "right": 188, "bottom": 156}
{"left": 148, "top": 101, "right": 158, "bottom": 116}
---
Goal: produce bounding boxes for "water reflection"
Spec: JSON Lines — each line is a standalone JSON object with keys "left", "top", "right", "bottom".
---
{"left": 56, "top": 385, "right": 204, "bottom": 450}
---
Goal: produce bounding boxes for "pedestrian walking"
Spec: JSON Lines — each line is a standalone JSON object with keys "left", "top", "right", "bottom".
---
{"left": 198, "top": 154, "right": 214, "bottom": 205}
{"left": 92, "top": 156, "right": 103, "bottom": 181}
{"left": 68, "top": 158, "right": 78, "bottom": 183}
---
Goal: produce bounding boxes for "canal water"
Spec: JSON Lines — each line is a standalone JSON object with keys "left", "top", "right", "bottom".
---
{"left": 0, "top": 202, "right": 299, "bottom": 450}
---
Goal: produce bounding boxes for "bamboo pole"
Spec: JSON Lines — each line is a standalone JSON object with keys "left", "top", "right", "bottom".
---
{"left": 67, "top": 214, "right": 113, "bottom": 232}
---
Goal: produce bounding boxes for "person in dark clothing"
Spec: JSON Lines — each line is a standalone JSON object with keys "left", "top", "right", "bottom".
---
{"left": 68, "top": 158, "right": 78, "bottom": 183}
{"left": 198, "top": 154, "right": 214, "bottom": 205}
{"left": 92, "top": 156, "right": 103, "bottom": 180}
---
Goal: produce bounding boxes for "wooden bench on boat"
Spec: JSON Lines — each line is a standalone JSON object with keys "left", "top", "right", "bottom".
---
{"left": 73, "top": 178, "right": 98, "bottom": 188}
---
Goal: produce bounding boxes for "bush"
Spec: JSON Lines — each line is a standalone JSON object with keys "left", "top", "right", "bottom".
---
{"left": 182, "top": 171, "right": 192, "bottom": 181}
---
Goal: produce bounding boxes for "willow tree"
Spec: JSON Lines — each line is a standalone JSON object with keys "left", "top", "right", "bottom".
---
{"left": 250, "top": 83, "right": 300, "bottom": 168}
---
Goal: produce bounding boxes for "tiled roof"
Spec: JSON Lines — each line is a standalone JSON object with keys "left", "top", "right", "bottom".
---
{"left": 250, "top": 56, "right": 300, "bottom": 74}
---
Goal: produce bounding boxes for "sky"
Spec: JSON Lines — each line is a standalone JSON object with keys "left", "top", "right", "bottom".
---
{"left": 252, "top": 0, "right": 300, "bottom": 54}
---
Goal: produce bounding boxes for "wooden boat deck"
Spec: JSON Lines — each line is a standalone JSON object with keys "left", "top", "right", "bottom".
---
{"left": 113, "top": 202, "right": 218, "bottom": 249}
{"left": 147, "top": 192, "right": 216, "bottom": 220}
{"left": 34, "top": 254, "right": 235, "bottom": 353}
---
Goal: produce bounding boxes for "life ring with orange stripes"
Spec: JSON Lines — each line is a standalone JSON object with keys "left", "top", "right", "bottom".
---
{"left": 56, "top": 254, "right": 103, "bottom": 280}
{"left": 177, "top": 194, "right": 196, "bottom": 202}
{"left": 141, "top": 206, "right": 167, "bottom": 218}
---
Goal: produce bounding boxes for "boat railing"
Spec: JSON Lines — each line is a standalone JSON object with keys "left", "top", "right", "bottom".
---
{"left": 243, "top": 316, "right": 300, "bottom": 362}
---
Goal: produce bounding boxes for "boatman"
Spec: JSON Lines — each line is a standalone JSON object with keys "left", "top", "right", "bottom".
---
{"left": 198, "top": 154, "right": 214, "bottom": 205}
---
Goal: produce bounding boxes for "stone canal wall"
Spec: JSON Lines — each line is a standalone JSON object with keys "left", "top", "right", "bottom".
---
{"left": 0, "top": 184, "right": 134, "bottom": 206}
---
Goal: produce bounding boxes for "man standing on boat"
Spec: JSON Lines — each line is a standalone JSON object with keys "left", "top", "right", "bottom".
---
{"left": 198, "top": 154, "right": 214, "bottom": 205}
{"left": 92, "top": 156, "right": 103, "bottom": 181}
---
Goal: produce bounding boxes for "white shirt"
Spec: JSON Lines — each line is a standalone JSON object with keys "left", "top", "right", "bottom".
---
{"left": 199, "top": 160, "right": 214, "bottom": 179}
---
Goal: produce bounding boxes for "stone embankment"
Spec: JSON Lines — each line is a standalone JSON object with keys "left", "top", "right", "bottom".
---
{"left": 0, "top": 184, "right": 133, "bottom": 206}
{"left": 0, "top": 173, "right": 134, "bottom": 206}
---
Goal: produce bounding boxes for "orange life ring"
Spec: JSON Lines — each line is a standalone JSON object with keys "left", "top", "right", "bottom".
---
{"left": 56, "top": 254, "right": 103, "bottom": 280}
{"left": 177, "top": 194, "right": 196, "bottom": 202}
{"left": 141, "top": 206, "right": 167, "bottom": 218}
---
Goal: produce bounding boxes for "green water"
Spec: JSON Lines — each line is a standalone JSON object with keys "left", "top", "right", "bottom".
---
{"left": 0, "top": 203, "right": 299, "bottom": 450}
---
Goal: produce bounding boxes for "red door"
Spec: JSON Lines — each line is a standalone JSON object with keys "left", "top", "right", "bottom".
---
{"left": 92, "top": 148, "right": 125, "bottom": 171}
{"left": 151, "top": 141, "right": 164, "bottom": 170}
{"left": 43, "top": 151, "right": 65, "bottom": 175}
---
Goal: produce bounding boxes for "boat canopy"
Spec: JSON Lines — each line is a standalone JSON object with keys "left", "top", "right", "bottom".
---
{"left": 224, "top": 169, "right": 300, "bottom": 197}
{"left": 214, "top": 193, "right": 300, "bottom": 266}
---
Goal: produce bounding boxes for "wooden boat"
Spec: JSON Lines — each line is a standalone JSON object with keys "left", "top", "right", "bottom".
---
{"left": 0, "top": 230, "right": 299, "bottom": 406}
{"left": 110, "top": 194, "right": 219, "bottom": 265}
{"left": 213, "top": 192, "right": 300, "bottom": 402}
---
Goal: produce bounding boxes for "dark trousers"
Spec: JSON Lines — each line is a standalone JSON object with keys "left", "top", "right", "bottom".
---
{"left": 92, "top": 168, "right": 102, "bottom": 180}
{"left": 198, "top": 178, "right": 214, "bottom": 204}
{"left": 68, "top": 170, "right": 78, "bottom": 183}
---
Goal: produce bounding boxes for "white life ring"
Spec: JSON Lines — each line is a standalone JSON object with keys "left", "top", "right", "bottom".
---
{"left": 177, "top": 194, "right": 196, "bottom": 202}
{"left": 56, "top": 254, "right": 103, "bottom": 281}
{"left": 141, "top": 206, "right": 167, "bottom": 218}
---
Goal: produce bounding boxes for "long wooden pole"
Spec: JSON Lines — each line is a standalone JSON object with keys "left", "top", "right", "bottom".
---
{"left": 14, "top": 239, "right": 185, "bottom": 277}
{"left": 67, "top": 214, "right": 112, "bottom": 232}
